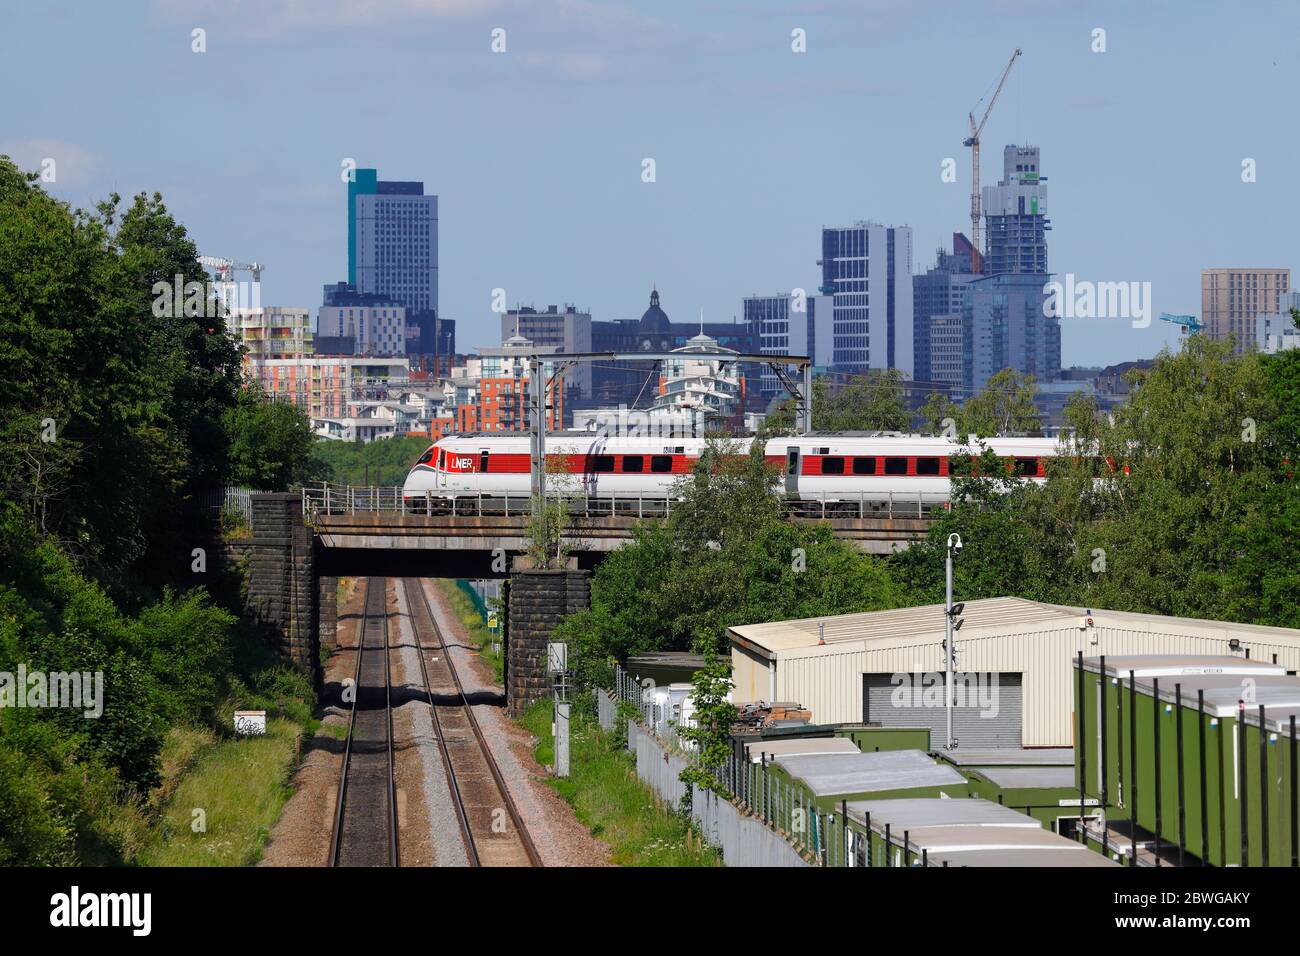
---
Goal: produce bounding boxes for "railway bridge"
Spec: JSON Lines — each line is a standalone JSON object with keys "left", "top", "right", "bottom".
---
{"left": 236, "top": 488, "right": 936, "bottom": 715}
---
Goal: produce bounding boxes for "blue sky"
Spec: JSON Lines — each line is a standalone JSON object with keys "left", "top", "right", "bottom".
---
{"left": 4, "top": 0, "right": 1296, "bottom": 368}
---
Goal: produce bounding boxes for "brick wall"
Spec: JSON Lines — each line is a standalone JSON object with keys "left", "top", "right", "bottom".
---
{"left": 247, "top": 493, "right": 320, "bottom": 685}
{"left": 506, "top": 569, "right": 590, "bottom": 716}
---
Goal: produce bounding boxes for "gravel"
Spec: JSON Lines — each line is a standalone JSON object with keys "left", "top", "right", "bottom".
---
{"left": 419, "top": 579, "right": 611, "bottom": 867}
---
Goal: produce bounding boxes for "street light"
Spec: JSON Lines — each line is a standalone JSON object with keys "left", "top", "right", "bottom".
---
{"left": 944, "top": 533, "right": 964, "bottom": 750}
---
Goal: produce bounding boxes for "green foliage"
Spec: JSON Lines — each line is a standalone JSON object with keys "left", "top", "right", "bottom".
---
{"left": 918, "top": 368, "right": 1042, "bottom": 438}
{"left": 677, "top": 654, "right": 736, "bottom": 796}
{"left": 555, "top": 437, "right": 902, "bottom": 689}
{"left": 897, "top": 338, "right": 1299, "bottom": 628}
{"left": 223, "top": 385, "right": 326, "bottom": 491}
{"left": 0, "top": 157, "right": 242, "bottom": 584}
{"left": 312, "top": 433, "right": 431, "bottom": 485}
{"left": 763, "top": 369, "right": 911, "bottom": 435}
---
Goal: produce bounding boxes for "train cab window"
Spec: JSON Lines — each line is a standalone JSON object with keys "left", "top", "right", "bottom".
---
{"left": 884, "top": 457, "right": 908, "bottom": 476}
{"left": 589, "top": 455, "right": 616, "bottom": 473}
{"left": 852, "top": 457, "right": 876, "bottom": 475}
{"left": 479, "top": 450, "right": 490, "bottom": 472}
{"left": 622, "top": 455, "right": 644, "bottom": 473}
{"left": 650, "top": 455, "right": 673, "bottom": 473}
{"left": 1014, "top": 457, "right": 1039, "bottom": 477}
{"left": 787, "top": 449, "right": 799, "bottom": 476}
{"left": 916, "top": 457, "right": 941, "bottom": 476}
{"left": 437, "top": 450, "right": 445, "bottom": 470}
{"left": 821, "top": 456, "right": 845, "bottom": 475}
{"left": 417, "top": 448, "right": 434, "bottom": 465}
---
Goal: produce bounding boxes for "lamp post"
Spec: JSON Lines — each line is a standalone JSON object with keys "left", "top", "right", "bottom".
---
{"left": 945, "top": 533, "right": 964, "bottom": 750}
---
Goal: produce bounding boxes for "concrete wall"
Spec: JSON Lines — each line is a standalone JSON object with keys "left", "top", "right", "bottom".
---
{"left": 598, "top": 690, "right": 811, "bottom": 867}
{"left": 506, "top": 569, "right": 590, "bottom": 715}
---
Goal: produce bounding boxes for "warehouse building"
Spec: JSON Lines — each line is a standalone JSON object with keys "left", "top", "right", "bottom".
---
{"left": 728, "top": 598, "right": 1300, "bottom": 748}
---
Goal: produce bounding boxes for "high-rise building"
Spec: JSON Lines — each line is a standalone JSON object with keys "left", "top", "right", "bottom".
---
{"left": 913, "top": 233, "right": 979, "bottom": 387}
{"left": 962, "top": 272, "right": 1061, "bottom": 394}
{"left": 502, "top": 305, "right": 592, "bottom": 396}
{"left": 347, "top": 167, "right": 440, "bottom": 369}
{"left": 928, "top": 312, "right": 965, "bottom": 391}
{"left": 1255, "top": 290, "right": 1300, "bottom": 354}
{"left": 982, "top": 145, "right": 1049, "bottom": 276}
{"left": 1202, "top": 268, "right": 1291, "bottom": 354}
{"left": 743, "top": 293, "right": 830, "bottom": 398}
{"left": 817, "top": 222, "right": 913, "bottom": 375}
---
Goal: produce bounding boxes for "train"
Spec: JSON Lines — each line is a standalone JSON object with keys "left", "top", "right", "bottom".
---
{"left": 401, "top": 432, "right": 1072, "bottom": 511}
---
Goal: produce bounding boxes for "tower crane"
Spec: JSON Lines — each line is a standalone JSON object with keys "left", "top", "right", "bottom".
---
{"left": 963, "top": 48, "right": 1021, "bottom": 267}
{"left": 1159, "top": 313, "right": 1203, "bottom": 335}
{"left": 198, "top": 255, "right": 264, "bottom": 285}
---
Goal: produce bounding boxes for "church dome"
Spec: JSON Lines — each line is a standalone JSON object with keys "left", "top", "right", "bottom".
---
{"left": 638, "top": 287, "right": 672, "bottom": 335}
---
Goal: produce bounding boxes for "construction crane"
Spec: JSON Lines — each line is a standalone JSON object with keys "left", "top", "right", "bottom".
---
{"left": 1159, "top": 312, "right": 1203, "bottom": 335}
{"left": 963, "top": 48, "right": 1021, "bottom": 265}
{"left": 198, "top": 254, "right": 264, "bottom": 285}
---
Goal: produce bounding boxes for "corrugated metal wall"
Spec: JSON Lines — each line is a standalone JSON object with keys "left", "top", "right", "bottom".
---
{"left": 764, "top": 624, "right": 1300, "bottom": 748}
{"left": 862, "top": 673, "right": 1022, "bottom": 748}
{"left": 732, "top": 643, "right": 770, "bottom": 703}
{"left": 776, "top": 641, "right": 867, "bottom": 724}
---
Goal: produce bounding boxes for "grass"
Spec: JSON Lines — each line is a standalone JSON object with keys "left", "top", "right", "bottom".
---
{"left": 519, "top": 700, "right": 720, "bottom": 866}
{"left": 438, "top": 579, "right": 504, "bottom": 683}
{"left": 134, "top": 717, "right": 303, "bottom": 866}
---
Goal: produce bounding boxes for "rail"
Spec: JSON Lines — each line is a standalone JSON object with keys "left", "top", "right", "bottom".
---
{"left": 329, "top": 576, "right": 398, "bottom": 867}
{"left": 404, "top": 578, "right": 543, "bottom": 866}
{"left": 302, "top": 483, "right": 947, "bottom": 520}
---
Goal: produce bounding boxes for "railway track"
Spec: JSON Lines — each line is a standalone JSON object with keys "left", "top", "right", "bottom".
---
{"left": 404, "top": 577, "right": 543, "bottom": 867}
{"left": 329, "top": 577, "right": 398, "bottom": 867}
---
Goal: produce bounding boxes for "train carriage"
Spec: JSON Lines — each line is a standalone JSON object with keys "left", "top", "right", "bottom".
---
{"left": 402, "top": 432, "right": 1069, "bottom": 512}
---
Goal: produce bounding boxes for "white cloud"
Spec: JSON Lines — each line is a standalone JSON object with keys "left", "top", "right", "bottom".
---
{"left": 0, "top": 139, "right": 100, "bottom": 188}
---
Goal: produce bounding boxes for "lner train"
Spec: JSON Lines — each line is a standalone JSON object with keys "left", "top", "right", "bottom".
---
{"left": 401, "top": 432, "right": 1068, "bottom": 510}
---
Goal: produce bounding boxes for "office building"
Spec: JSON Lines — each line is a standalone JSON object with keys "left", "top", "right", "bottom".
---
{"left": 743, "top": 293, "right": 830, "bottom": 398}
{"left": 502, "top": 304, "right": 592, "bottom": 396}
{"left": 913, "top": 234, "right": 979, "bottom": 387}
{"left": 963, "top": 272, "right": 1061, "bottom": 394}
{"left": 982, "top": 145, "right": 1050, "bottom": 276}
{"left": 347, "top": 167, "right": 440, "bottom": 369}
{"left": 817, "top": 222, "right": 913, "bottom": 375}
{"left": 1255, "top": 290, "right": 1300, "bottom": 354}
{"left": 1202, "top": 268, "right": 1291, "bottom": 354}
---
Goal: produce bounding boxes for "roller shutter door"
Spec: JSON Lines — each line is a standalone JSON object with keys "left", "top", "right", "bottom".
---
{"left": 862, "top": 672, "right": 1023, "bottom": 749}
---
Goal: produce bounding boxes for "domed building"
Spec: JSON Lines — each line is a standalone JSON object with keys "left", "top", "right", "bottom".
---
{"left": 586, "top": 287, "right": 759, "bottom": 410}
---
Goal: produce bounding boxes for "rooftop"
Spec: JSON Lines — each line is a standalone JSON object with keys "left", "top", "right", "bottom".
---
{"left": 774, "top": 749, "right": 965, "bottom": 798}
{"left": 731, "top": 598, "right": 1300, "bottom": 659}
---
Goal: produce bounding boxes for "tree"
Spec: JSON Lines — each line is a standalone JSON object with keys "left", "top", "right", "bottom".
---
{"left": 960, "top": 368, "right": 1041, "bottom": 436}
{"left": 224, "top": 386, "right": 325, "bottom": 491}
{"left": 761, "top": 369, "right": 911, "bottom": 435}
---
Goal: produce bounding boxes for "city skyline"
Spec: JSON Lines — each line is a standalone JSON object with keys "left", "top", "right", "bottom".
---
{"left": 5, "top": 0, "right": 1298, "bottom": 369}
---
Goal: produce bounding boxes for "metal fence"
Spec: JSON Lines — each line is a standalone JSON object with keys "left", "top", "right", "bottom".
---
{"left": 300, "top": 483, "right": 944, "bottom": 520}
{"left": 600, "top": 671, "right": 813, "bottom": 867}
{"left": 200, "top": 487, "right": 253, "bottom": 524}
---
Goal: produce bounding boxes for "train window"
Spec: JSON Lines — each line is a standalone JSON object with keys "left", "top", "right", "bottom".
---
{"left": 417, "top": 448, "right": 434, "bottom": 465}
{"left": 787, "top": 449, "right": 799, "bottom": 476}
{"left": 588, "top": 455, "right": 616, "bottom": 473}
{"left": 852, "top": 457, "right": 876, "bottom": 475}
{"left": 622, "top": 455, "right": 644, "bottom": 473}
{"left": 437, "top": 450, "right": 445, "bottom": 470}
{"left": 1014, "top": 457, "right": 1039, "bottom": 477}
{"left": 650, "top": 455, "right": 673, "bottom": 473}
{"left": 822, "top": 456, "right": 845, "bottom": 475}
{"left": 884, "top": 457, "right": 908, "bottom": 476}
{"left": 479, "top": 450, "right": 490, "bottom": 472}
{"left": 916, "top": 457, "right": 941, "bottom": 476}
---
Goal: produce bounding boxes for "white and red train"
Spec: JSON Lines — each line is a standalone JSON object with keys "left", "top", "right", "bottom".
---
{"left": 402, "top": 433, "right": 1069, "bottom": 508}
